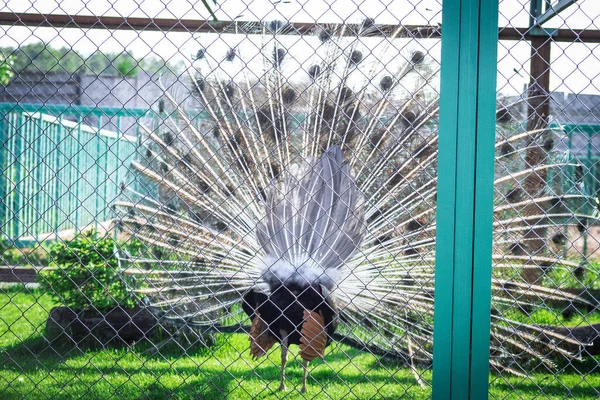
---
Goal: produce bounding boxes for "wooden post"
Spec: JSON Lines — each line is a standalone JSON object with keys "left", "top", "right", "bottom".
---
{"left": 521, "top": 36, "right": 552, "bottom": 284}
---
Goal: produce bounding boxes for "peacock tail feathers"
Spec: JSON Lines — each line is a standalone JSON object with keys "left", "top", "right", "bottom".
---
{"left": 113, "top": 20, "right": 598, "bottom": 375}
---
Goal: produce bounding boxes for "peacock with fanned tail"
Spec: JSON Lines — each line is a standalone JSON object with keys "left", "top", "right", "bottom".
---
{"left": 114, "top": 20, "right": 598, "bottom": 391}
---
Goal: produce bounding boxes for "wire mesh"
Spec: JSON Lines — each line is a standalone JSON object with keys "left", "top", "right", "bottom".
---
{"left": 489, "top": 0, "right": 600, "bottom": 397}
{"left": 0, "top": 0, "right": 598, "bottom": 399}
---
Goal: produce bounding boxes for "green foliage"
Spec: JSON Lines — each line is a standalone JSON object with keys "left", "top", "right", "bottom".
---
{"left": 0, "top": 239, "right": 18, "bottom": 265}
{"left": 5, "top": 42, "right": 83, "bottom": 74}
{"left": 501, "top": 306, "right": 600, "bottom": 327}
{"left": 0, "top": 51, "right": 15, "bottom": 85}
{"left": 114, "top": 54, "right": 139, "bottom": 77}
{"left": 0, "top": 239, "right": 50, "bottom": 266}
{"left": 1, "top": 42, "right": 177, "bottom": 76}
{"left": 38, "top": 231, "right": 138, "bottom": 311}
{"left": 543, "top": 260, "right": 600, "bottom": 290}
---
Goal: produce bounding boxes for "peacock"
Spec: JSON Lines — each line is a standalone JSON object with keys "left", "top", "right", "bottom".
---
{"left": 113, "top": 20, "right": 598, "bottom": 390}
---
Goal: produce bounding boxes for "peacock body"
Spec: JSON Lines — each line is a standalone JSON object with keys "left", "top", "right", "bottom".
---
{"left": 114, "top": 20, "right": 597, "bottom": 388}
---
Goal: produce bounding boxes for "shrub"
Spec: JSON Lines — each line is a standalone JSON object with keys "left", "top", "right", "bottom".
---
{"left": 39, "top": 231, "right": 138, "bottom": 311}
{"left": 0, "top": 239, "right": 51, "bottom": 266}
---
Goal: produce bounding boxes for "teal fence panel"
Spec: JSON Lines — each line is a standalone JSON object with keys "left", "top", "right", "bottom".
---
{"left": 0, "top": 103, "right": 148, "bottom": 246}
{"left": 548, "top": 123, "right": 600, "bottom": 259}
{"left": 554, "top": 123, "right": 600, "bottom": 198}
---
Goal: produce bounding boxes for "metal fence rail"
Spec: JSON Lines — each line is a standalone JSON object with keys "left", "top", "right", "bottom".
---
{"left": 0, "top": 103, "right": 145, "bottom": 245}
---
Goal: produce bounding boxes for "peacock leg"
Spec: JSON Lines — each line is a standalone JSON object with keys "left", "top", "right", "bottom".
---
{"left": 279, "top": 333, "right": 288, "bottom": 391}
{"left": 301, "top": 359, "right": 309, "bottom": 393}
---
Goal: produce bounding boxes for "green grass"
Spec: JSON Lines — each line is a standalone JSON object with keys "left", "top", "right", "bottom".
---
{"left": 543, "top": 259, "right": 600, "bottom": 290}
{"left": 0, "top": 286, "right": 599, "bottom": 399}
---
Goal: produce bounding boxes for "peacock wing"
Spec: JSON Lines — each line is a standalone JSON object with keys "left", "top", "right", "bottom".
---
{"left": 299, "top": 310, "right": 328, "bottom": 362}
{"left": 249, "top": 312, "right": 276, "bottom": 360}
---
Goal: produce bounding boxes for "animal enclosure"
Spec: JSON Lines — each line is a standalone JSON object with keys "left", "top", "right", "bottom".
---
{"left": 0, "top": 0, "right": 599, "bottom": 399}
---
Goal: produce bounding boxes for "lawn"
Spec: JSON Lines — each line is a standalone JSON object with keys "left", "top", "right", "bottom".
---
{"left": 0, "top": 285, "right": 599, "bottom": 399}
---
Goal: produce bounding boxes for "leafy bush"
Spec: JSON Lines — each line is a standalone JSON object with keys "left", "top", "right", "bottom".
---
{"left": 0, "top": 51, "right": 14, "bottom": 85}
{"left": 39, "top": 231, "right": 138, "bottom": 311}
{"left": 0, "top": 239, "right": 51, "bottom": 266}
{"left": 0, "top": 239, "right": 20, "bottom": 265}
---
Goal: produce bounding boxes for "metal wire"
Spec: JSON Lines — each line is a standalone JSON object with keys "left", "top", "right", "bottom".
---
{"left": 0, "top": 0, "right": 599, "bottom": 399}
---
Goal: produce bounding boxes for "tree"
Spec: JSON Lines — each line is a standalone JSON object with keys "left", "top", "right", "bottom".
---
{"left": 1, "top": 42, "right": 178, "bottom": 77}
{"left": 0, "top": 51, "right": 15, "bottom": 85}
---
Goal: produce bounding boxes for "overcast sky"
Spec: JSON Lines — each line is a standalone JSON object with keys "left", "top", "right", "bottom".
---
{"left": 0, "top": 0, "right": 598, "bottom": 95}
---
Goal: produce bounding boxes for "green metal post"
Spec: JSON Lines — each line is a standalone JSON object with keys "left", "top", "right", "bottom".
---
{"left": 589, "top": 129, "right": 596, "bottom": 199}
{"left": 27, "top": 114, "right": 34, "bottom": 237}
{"left": 583, "top": 128, "right": 592, "bottom": 260}
{"left": 112, "top": 116, "right": 122, "bottom": 245}
{"left": 134, "top": 118, "right": 141, "bottom": 195}
{"left": 54, "top": 116, "right": 63, "bottom": 234}
{"left": 13, "top": 112, "right": 24, "bottom": 241}
{"left": 432, "top": 0, "right": 499, "bottom": 399}
{"left": 35, "top": 113, "right": 44, "bottom": 242}
{"left": 22, "top": 113, "right": 30, "bottom": 238}
{"left": 6, "top": 112, "right": 16, "bottom": 239}
{"left": 74, "top": 114, "right": 82, "bottom": 233}
{"left": 100, "top": 115, "right": 108, "bottom": 226}
{"left": 0, "top": 110, "right": 6, "bottom": 238}
{"left": 529, "top": 0, "right": 543, "bottom": 27}
{"left": 115, "top": 116, "right": 122, "bottom": 184}
{"left": 41, "top": 119, "right": 50, "bottom": 236}
{"left": 95, "top": 116, "right": 102, "bottom": 230}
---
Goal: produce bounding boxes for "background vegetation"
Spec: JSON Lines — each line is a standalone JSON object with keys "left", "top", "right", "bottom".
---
{"left": 37, "top": 231, "right": 140, "bottom": 311}
{"left": 0, "top": 42, "right": 179, "bottom": 77}
{"left": 0, "top": 51, "right": 15, "bottom": 85}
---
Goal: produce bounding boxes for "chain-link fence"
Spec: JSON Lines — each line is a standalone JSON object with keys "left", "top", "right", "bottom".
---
{"left": 490, "top": 1, "right": 600, "bottom": 397}
{"left": 0, "top": 0, "right": 599, "bottom": 399}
